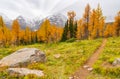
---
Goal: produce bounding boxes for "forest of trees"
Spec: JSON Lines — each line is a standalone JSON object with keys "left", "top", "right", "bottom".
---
{"left": 62, "top": 4, "right": 120, "bottom": 41}
{"left": 0, "top": 17, "right": 63, "bottom": 47}
{"left": 0, "top": 4, "right": 120, "bottom": 47}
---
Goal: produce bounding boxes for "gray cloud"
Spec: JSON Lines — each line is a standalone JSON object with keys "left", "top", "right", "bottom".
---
{"left": 0, "top": 0, "right": 119, "bottom": 21}
{"left": 26, "top": 0, "right": 40, "bottom": 8}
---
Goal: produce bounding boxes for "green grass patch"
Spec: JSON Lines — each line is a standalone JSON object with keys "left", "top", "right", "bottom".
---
{"left": 0, "top": 39, "right": 102, "bottom": 79}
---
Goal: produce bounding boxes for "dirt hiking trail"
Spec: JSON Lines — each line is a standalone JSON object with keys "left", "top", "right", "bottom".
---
{"left": 71, "top": 39, "right": 107, "bottom": 79}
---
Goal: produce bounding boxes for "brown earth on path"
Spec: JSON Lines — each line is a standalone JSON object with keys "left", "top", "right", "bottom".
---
{"left": 71, "top": 39, "right": 107, "bottom": 79}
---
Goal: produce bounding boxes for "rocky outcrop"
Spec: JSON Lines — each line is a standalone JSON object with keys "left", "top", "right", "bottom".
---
{"left": 7, "top": 68, "right": 44, "bottom": 77}
{"left": 112, "top": 58, "right": 120, "bottom": 66}
{"left": 0, "top": 48, "right": 46, "bottom": 67}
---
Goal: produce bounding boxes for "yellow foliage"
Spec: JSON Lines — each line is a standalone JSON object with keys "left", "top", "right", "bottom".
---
{"left": 11, "top": 19, "right": 20, "bottom": 45}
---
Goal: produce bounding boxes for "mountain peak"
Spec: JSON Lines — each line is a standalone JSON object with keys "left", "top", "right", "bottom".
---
{"left": 0, "top": 13, "right": 67, "bottom": 30}
{"left": 17, "top": 16, "right": 25, "bottom": 20}
{"left": 0, "top": 13, "right": 12, "bottom": 28}
{"left": 47, "top": 13, "right": 67, "bottom": 27}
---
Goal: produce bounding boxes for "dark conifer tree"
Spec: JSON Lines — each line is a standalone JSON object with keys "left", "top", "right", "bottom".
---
{"left": 69, "top": 19, "right": 74, "bottom": 38}
{"left": 61, "top": 20, "right": 69, "bottom": 41}
{"left": 74, "top": 21, "right": 77, "bottom": 38}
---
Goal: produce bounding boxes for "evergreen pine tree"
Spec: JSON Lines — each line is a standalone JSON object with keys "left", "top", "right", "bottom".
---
{"left": 61, "top": 20, "right": 69, "bottom": 41}
{"left": 69, "top": 19, "right": 74, "bottom": 38}
{"left": 74, "top": 21, "right": 77, "bottom": 38}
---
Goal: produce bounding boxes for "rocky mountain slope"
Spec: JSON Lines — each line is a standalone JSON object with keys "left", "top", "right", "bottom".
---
{"left": 0, "top": 13, "right": 67, "bottom": 30}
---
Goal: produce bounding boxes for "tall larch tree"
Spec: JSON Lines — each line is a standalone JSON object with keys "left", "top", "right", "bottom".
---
{"left": 95, "top": 4, "right": 105, "bottom": 38}
{"left": 31, "top": 31, "right": 37, "bottom": 43}
{"left": 50, "top": 25, "right": 57, "bottom": 43}
{"left": 19, "top": 30, "right": 25, "bottom": 44}
{"left": 0, "top": 28, "right": 3, "bottom": 46}
{"left": 76, "top": 19, "right": 83, "bottom": 40}
{"left": 3, "top": 26, "right": 11, "bottom": 47}
{"left": 104, "top": 24, "right": 113, "bottom": 37}
{"left": 37, "top": 19, "right": 51, "bottom": 43}
{"left": 49, "top": 25, "right": 63, "bottom": 43}
{"left": 82, "top": 4, "right": 91, "bottom": 39}
{"left": 57, "top": 27, "right": 63, "bottom": 42}
{"left": 114, "top": 11, "right": 120, "bottom": 36}
{"left": 24, "top": 26, "right": 31, "bottom": 44}
{"left": 0, "top": 16, "right": 11, "bottom": 47}
{"left": 89, "top": 4, "right": 105, "bottom": 39}
{"left": 11, "top": 19, "right": 20, "bottom": 45}
{"left": 0, "top": 16, "right": 5, "bottom": 46}
{"left": 89, "top": 9, "right": 97, "bottom": 39}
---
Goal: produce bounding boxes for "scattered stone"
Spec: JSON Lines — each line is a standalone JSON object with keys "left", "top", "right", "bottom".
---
{"left": 54, "top": 54, "right": 61, "bottom": 59}
{"left": 76, "top": 40, "right": 80, "bottom": 42}
{"left": 112, "top": 58, "right": 120, "bottom": 66}
{"left": 87, "top": 67, "right": 93, "bottom": 71}
{"left": 83, "top": 65, "right": 93, "bottom": 71}
{"left": 83, "top": 65, "right": 89, "bottom": 69}
{"left": 69, "top": 76, "right": 73, "bottom": 79}
{"left": 0, "top": 48, "right": 46, "bottom": 67}
{"left": 7, "top": 68, "right": 44, "bottom": 77}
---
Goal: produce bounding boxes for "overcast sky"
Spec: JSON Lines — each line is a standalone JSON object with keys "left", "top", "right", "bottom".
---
{"left": 0, "top": 0, "right": 120, "bottom": 21}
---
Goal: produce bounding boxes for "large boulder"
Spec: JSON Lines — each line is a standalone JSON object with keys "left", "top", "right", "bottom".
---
{"left": 0, "top": 48, "right": 46, "bottom": 67}
{"left": 112, "top": 58, "right": 120, "bottom": 66}
{"left": 7, "top": 68, "right": 44, "bottom": 77}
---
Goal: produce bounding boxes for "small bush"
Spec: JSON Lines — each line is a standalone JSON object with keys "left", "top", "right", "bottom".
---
{"left": 28, "top": 63, "right": 46, "bottom": 70}
{"left": 24, "top": 74, "right": 38, "bottom": 79}
{"left": 66, "top": 38, "right": 76, "bottom": 42}
{"left": 108, "top": 58, "right": 115, "bottom": 64}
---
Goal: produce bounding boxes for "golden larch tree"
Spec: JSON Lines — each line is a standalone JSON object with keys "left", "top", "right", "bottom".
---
{"left": 95, "top": 4, "right": 105, "bottom": 38}
{"left": 114, "top": 11, "right": 120, "bottom": 36}
{"left": 11, "top": 19, "right": 21, "bottom": 45}
{"left": 104, "top": 24, "right": 113, "bottom": 37}
{"left": 76, "top": 19, "right": 83, "bottom": 40}
{"left": 82, "top": 4, "right": 91, "bottom": 39}
{"left": 37, "top": 19, "right": 51, "bottom": 43}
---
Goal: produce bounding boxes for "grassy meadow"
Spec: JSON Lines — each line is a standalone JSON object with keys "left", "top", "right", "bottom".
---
{"left": 0, "top": 38, "right": 102, "bottom": 79}
{"left": 0, "top": 37, "right": 120, "bottom": 79}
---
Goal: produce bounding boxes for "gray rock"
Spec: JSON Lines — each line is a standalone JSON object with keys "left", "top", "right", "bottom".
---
{"left": 112, "top": 58, "right": 120, "bottom": 66}
{"left": 69, "top": 76, "right": 73, "bottom": 79}
{"left": 83, "top": 65, "right": 89, "bottom": 69}
{"left": 87, "top": 68, "right": 93, "bottom": 71}
{"left": 0, "top": 48, "right": 46, "bottom": 67}
{"left": 7, "top": 68, "right": 44, "bottom": 77}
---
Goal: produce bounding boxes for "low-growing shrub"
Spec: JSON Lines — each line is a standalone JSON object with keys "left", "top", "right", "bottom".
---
{"left": 28, "top": 63, "right": 46, "bottom": 70}
{"left": 66, "top": 38, "right": 76, "bottom": 42}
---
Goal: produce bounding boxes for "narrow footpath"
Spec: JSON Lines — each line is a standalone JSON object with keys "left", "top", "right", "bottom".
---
{"left": 71, "top": 39, "right": 107, "bottom": 79}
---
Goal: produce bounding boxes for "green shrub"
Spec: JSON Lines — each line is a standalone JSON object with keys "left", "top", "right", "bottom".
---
{"left": 24, "top": 74, "right": 38, "bottom": 79}
{"left": 28, "top": 63, "right": 46, "bottom": 70}
{"left": 66, "top": 38, "right": 76, "bottom": 42}
{"left": 108, "top": 58, "right": 115, "bottom": 64}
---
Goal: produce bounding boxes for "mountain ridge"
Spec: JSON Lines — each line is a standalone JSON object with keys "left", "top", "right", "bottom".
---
{"left": 0, "top": 13, "right": 67, "bottom": 30}
{"left": 0, "top": 13, "right": 114, "bottom": 31}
